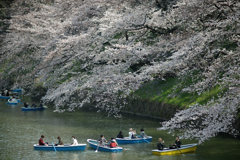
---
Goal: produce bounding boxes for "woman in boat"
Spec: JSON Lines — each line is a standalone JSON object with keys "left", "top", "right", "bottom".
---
{"left": 98, "top": 134, "right": 107, "bottom": 146}
{"left": 39, "top": 135, "right": 48, "bottom": 146}
{"left": 170, "top": 136, "right": 181, "bottom": 149}
{"left": 110, "top": 138, "right": 118, "bottom": 148}
{"left": 139, "top": 128, "right": 148, "bottom": 138}
{"left": 71, "top": 136, "right": 78, "bottom": 146}
{"left": 117, "top": 131, "right": 124, "bottom": 138}
{"left": 157, "top": 138, "right": 165, "bottom": 150}
{"left": 55, "top": 136, "right": 64, "bottom": 146}
{"left": 129, "top": 128, "right": 136, "bottom": 139}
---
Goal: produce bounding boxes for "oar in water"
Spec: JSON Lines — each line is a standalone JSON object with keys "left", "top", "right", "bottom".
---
{"left": 95, "top": 143, "right": 100, "bottom": 152}
{"left": 176, "top": 146, "right": 185, "bottom": 156}
{"left": 136, "top": 134, "right": 150, "bottom": 143}
{"left": 52, "top": 142, "right": 57, "bottom": 152}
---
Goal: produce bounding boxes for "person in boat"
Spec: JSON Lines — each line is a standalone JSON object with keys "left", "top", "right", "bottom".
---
{"left": 39, "top": 135, "right": 48, "bottom": 146}
{"left": 6, "top": 90, "right": 9, "bottom": 96}
{"left": 157, "top": 138, "right": 165, "bottom": 150}
{"left": 31, "top": 102, "right": 37, "bottom": 108}
{"left": 24, "top": 102, "right": 29, "bottom": 108}
{"left": 4, "top": 90, "right": 7, "bottom": 96}
{"left": 1, "top": 90, "right": 4, "bottom": 96}
{"left": 39, "top": 101, "right": 44, "bottom": 108}
{"left": 139, "top": 128, "right": 148, "bottom": 138}
{"left": 55, "top": 136, "right": 64, "bottom": 146}
{"left": 13, "top": 93, "right": 19, "bottom": 99}
{"left": 129, "top": 128, "right": 136, "bottom": 139}
{"left": 98, "top": 134, "right": 107, "bottom": 146}
{"left": 109, "top": 138, "right": 118, "bottom": 148}
{"left": 170, "top": 136, "right": 181, "bottom": 149}
{"left": 117, "top": 131, "right": 124, "bottom": 138}
{"left": 71, "top": 136, "right": 78, "bottom": 146}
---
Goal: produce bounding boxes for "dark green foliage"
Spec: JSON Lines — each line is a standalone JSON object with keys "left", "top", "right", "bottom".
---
{"left": 113, "top": 32, "right": 123, "bottom": 39}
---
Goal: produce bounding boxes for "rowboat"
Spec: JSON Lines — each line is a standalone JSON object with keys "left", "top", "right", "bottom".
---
{"left": 11, "top": 89, "right": 22, "bottom": 92}
{"left": 33, "top": 144, "right": 87, "bottom": 151}
{"left": 16, "top": 99, "right": 21, "bottom": 102}
{"left": 21, "top": 107, "right": 45, "bottom": 111}
{"left": 0, "top": 95, "right": 11, "bottom": 99}
{"left": 116, "top": 136, "right": 152, "bottom": 144}
{"left": 152, "top": 143, "right": 198, "bottom": 155}
{"left": 7, "top": 99, "right": 18, "bottom": 105}
{"left": 87, "top": 139, "right": 123, "bottom": 152}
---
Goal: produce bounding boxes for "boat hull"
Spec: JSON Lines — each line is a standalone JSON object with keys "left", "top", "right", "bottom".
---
{"left": 34, "top": 144, "right": 87, "bottom": 151}
{"left": 0, "top": 96, "right": 11, "bottom": 99}
{"left": 152, "top": 143, "right": 197, "bottom": 156}
{"left": 7, "top": 99, "right": 18, "bottom": 105}
{"left": 12, "top": 89, "right": 22, "bottom": 92}
{"left": 7, "top": 102, "right": 18, "bottom": 105}
{"left": 22, "top": 107, "right": 45, "bottom": 111}
{"left": 116, "top": 136, "right": 152, "bottom": 144}
{"left": 87, "top": 139, "right": 123, "bottom": 152}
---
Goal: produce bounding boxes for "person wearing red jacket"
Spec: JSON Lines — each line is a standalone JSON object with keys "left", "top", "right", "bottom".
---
{"left": 109, "top": 138, "right": 118, "bottom": 148}
{"left": 39, "top": 135, "right": 48, "bottom": 146}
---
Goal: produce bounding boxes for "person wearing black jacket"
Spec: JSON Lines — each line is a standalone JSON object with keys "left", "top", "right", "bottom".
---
{"left": 170, "top": 136, "right": 181, "bottom": 149}
{"left": 117, "top": 131, "right": 124, "bottom": 138}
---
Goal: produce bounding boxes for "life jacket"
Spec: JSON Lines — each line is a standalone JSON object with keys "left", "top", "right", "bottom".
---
{"left": 110, "top": 142, "right": 117, "bottom": 148}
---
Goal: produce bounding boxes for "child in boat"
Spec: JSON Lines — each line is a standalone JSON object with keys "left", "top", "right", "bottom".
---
{"left": 129, "top": 128, "right": 136, "bottom": 139}
{"left": 139, "top": 128, "right": 148, "bottom": 138}
{"left": 110, "top": 138, "right": 118, "bottom": 148}
{"left": 71, "top": 136, "right": 78, "bottom": 146}
{"left": 117, "top": 131, "right": 124, "bottom": 138}
{"left": 157, "top": 138, "right": 165, "bottom": 150}
{"left": 39, "top": 135, "right": 48, "bottom": 146}
{"left": 98, "top": 134, "right": 107, "bottom": 146}
{"left": 55, "top": 136, "right": 64, "bottom": 146}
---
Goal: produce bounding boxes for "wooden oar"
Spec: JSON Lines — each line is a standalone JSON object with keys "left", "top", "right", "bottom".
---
{"left": 136, "top": 134, "right": 150, "bottom": 143}
{"left": 95, "top": 143, "right": 100, "bottom": 152}
{"left": 52, "top": 142, "right": 57, "bottom": 152}
{"left": 177, "top": 146, "right": 185, "bottom": 156}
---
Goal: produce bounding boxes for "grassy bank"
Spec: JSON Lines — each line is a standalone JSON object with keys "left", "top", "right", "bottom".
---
{"left": 134, "top": 76, "right": 226, "bottom": 109}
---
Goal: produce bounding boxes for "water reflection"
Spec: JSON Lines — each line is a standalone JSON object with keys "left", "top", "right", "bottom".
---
{"left": 110, "top": 153, "right": 117, "bottom": 160}
{"left": 0, "top": 97, "right": 240, "bottom": 160}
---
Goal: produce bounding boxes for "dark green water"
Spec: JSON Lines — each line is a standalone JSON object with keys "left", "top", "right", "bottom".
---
{"left": 0, "top": 97, "right": 240, "bottom": 160}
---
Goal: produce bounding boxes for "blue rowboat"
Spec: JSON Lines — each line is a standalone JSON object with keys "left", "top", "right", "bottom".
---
{"left": 116, "top": 136, "right": 152, "bottom": 144}
{"left": 33, "top": 144, "right": 87, "bottom": 151}
{"left": 0, "top": 95, "right": 11, "bottom": 99}
{"left": 7, "top": 99, "right": 18, "bottom": 105}
{"left": 16, "top": 99, "right": 21, "bottom": 102}
{"left": 11, "top": 89, "right": 22, "bottom": 92}
{"left": 87, "top": 139, "right": 123, "bottom": 152}
{"left": 21, "top": 107, "right": 45, "bottom": 111}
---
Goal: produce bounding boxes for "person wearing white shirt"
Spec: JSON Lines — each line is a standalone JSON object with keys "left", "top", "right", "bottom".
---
{"left": 128, "top": 128, "right": 136, "bottom": 139}
{"left": 71, "top": 136, "right": 78, "bottom": 146}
